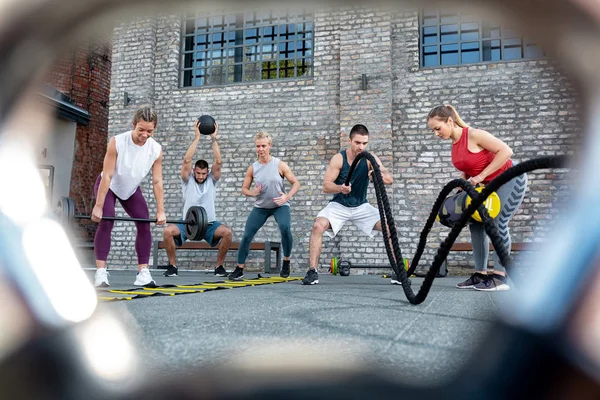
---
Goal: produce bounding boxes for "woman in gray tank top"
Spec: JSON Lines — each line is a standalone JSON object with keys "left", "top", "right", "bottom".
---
{"left": 228, "top": 131, "right": 301, "bottom": 281}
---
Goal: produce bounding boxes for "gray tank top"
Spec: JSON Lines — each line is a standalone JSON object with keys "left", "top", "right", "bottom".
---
{"left": 253, "top": 157, "right": 289, "bottom": 209}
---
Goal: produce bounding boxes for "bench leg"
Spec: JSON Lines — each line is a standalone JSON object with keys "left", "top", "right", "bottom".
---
{"left": 152, "top": 241, "right": 159, "bottom": 268}
{"left": 275, "top": 245, "right": 281, "bottom": 272}
{"left": 438, "top": 259, "right": 448, "bottom": 277}
{"left": 264, "top": 242, "right": 272, "bottom": 273}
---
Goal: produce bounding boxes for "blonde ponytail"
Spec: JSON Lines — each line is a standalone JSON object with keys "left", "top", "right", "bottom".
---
{"left": 427, "top": 104, "right": 469, "bottom": 128}
{"left": 445, "top": 105, "right": 469, "bottom": 128}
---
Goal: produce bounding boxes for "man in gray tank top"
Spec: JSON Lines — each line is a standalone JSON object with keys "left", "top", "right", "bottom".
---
{"left": 162, "top": 119, "right": 233, "bottom": 277}
{"left": 302, "top": 124, "right": 394, "bottom": 285}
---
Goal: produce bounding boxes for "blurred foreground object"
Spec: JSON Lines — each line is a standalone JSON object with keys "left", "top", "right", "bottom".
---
{"left": 1, "top": 0, "right": 600, "bottom": 399}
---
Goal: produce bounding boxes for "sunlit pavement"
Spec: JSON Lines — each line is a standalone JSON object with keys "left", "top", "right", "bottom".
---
{"left": 87, "top": 270, "right": 510, "bottom": 386}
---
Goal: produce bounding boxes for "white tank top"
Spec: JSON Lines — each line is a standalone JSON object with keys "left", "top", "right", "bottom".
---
{"left": 108, "top": 131, "right": 162, "bottom": 199}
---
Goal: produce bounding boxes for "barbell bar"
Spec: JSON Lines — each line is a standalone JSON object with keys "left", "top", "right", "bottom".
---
{"left": 57, "top": 196, "right": 208, "bottom": 241}
{"left": 330, "top": 257, "right": 410, "bottom": 277}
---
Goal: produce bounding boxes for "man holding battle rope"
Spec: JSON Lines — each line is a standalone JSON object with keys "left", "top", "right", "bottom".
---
{"left": 302, "top": 124, "right": 394, "bottom": 285}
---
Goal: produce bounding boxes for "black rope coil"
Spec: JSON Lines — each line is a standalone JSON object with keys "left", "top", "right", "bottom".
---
{"left": 344, "top": 153, "right": 568, "bottom": 305}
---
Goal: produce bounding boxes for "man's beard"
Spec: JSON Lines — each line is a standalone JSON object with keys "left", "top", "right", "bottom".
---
{"left": 194, "top": 177, "right": 206, "bottom": 184}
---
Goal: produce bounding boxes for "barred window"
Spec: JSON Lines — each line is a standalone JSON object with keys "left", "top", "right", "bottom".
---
{"left": 181, "top": 9, "right": 314, "bottom": 87}
{"left": 420, "top": 9, "right": 544, "bottom": 67}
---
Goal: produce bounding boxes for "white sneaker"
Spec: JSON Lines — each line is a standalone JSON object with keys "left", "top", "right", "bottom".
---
{"left": 94, "top": 268, "right": 110, "bottom": 287}
{"left": 134, "top": 267, "right": 156, "bottom": 287}
{"left": 390, "top": 275, "right": 411, "bottom": 286}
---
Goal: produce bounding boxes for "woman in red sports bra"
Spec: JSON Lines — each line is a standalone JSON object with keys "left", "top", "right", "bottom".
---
{"left": 427, "top": 105, "right": 528, "bottom": 292}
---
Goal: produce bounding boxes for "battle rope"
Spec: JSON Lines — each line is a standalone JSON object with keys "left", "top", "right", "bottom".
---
{"left": 344, "top": 154, "right": 568, "bottom": 304}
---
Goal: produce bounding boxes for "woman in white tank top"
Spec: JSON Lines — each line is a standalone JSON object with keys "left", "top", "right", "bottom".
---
{"left": 91, "top": 105, "right": 166, "bottom": 288}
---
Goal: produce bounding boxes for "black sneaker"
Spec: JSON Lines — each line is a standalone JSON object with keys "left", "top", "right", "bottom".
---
{"left": 280, "top": 259, "right": 291, "bottom": 278}
{"left": 214, "top": 265, "right": 228, "bottom": 277}
{"left": 163, "top": 264, "right": 178, "bottom": 277}
{"left": 229, "top": 266, "right": 244, "bottom": 281}
{"left": 456, "top": 273, "right": 486, "bottom": 289}
{"left": 473, "top": 274, "right": 510, "bottom": 291}
{"left": 302, "top": 269, "right": 319, "bottom": 285}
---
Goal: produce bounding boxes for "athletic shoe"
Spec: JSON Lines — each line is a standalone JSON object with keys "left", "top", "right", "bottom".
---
{"left": 473, "top": 274, "right": 510, "bottom": 291}
{"left": 280, "top": 259, "right": 291, "bottom": 278}
{"left": 302, "top": 269, "right": 319, "bottom": 285}
{"left": 456, "top": 273, "right": 487, "bottom": 289}
{"left": 163, "top": 264, "right": 178, "bottom": 277}
{"left": 94, "top": 268, "right": 110, "bottom": 287}
{"left": 134, "top": 267, "right": 156, "bottom": 287}
{"left": 228, "top": 266, "right": 244, "bottom": 281}
{"left": 390, "top": 274, "right": 411, "bottom": 286}
{"left": 214, "top": 265, "right": 228, "bottom": 277}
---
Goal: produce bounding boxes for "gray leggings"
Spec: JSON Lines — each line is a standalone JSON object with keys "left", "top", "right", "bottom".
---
{"left": 469, "top": 173, "right": 528, "bottom": 273}
{"left": 238, "top": 206, "right": 293, "bottom": 264}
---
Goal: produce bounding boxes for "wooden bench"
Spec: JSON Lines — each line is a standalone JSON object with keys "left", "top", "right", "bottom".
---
{"left": 152, "top": 240, "right": 282, "bottom": 273}
{"left": 448, "top": 242, "right": 540, "bottom": 252}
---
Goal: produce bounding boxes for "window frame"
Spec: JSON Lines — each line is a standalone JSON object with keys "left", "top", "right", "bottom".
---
{"left": 179, "top": 9, "right": 314, "bottom": 88}
{"left": 419, "top": 9, "right": 545, "bottom": 68}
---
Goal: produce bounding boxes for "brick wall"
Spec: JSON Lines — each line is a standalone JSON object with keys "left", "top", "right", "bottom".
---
{"left": 106, "top": 6, "right": 582, "bottom": 274}
{"left": 45, "top": 41, "right": 112, "bottom": 241}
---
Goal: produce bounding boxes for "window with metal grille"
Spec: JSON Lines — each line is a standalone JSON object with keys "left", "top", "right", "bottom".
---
{"left": 420, "top": 9, "right": 545, "bottom": 67}
{"left": 181, "top": 9, "right": 314, "bottom": 87}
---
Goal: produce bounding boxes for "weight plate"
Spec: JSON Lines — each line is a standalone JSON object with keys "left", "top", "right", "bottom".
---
{"left": 68, "top": 197, "right": 74, "bottom": 226}
{"left": 339, "top": 260, "right": 351, "bottom": 277}
{"left": 333, "top": 257, "right": 338, "bottom": 275}
{"left": 185, "top": 206, "right": 207, "bottom": 241}
{"left": 185, "top": 207, "right": 199, "bottom": 240}
{"left": 59, "top": 196, "right": 74, "bottom": 229}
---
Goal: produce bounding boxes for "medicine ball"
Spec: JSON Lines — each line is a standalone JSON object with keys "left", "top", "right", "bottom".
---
{"left": 197, "top": 115, "right": 216, "bottom": 135}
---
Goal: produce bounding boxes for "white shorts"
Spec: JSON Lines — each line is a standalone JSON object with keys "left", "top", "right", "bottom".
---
{"left": 317, "top": 202, "right": 381, "bottom": 238}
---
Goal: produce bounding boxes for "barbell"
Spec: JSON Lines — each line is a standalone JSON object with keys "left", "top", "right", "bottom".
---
{"left": 57, "top": 196, "right": 208, "bottom": 241}
{"left": 329, "top": 257, "right": 410, "bottom": 277}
